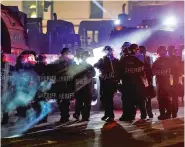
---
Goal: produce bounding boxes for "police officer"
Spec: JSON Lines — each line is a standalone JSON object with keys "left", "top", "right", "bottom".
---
{"left": 120, "top": 42, "right": 131, "bottom": 58}
{"left": 94, "top": 46, "right": 119, "bottom": 122}
{"left": 15, "top": 51, "right": 39, "bottom": 121}
{"left": 74, "top": 51, "right": 95, "bottom": 121}
{"left": 51, "top": 48, "right": 75, "bottom": 123}
{"left": 119, "top": 44, "right": 147, "bottom": 121}
{"left": 33, "top": 54, "right": 48, "bottom": 123}
{"left": 139, "top": 46, "right": 153, "bottom": 118}
{"left": 167, "top": 46, "right": 183, "bottom": 118}
{"left": 152, "top": 46, "right": 172, "bottom": 120}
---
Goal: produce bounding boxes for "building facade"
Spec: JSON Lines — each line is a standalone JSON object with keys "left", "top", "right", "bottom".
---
{"left": 1, "top": 0, "right": 175, "bottom": 33}
{"left": 1, "top": 0, "right": 128, "bottom": 33}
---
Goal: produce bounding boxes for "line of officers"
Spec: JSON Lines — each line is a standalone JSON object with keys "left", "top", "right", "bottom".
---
{"left": 95, "top": 43, "right": 184, "bottom": 122}
{"left": 1, "top": 43, "right": 184, "bottom": 125}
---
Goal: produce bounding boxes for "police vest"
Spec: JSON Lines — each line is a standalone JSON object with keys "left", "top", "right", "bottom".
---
{"left": 120, "top": 56, "right": 145, "bottom": 77}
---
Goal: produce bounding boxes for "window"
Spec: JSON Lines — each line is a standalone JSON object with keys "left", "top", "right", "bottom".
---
{"left": 22, "top": 1, "right": 43, "bottom": 18}
{"left": 90, "top": 1, "right": 103, "bottom": 19}
{"left": 87, "top": 30, "right": 99, "bottom": 47}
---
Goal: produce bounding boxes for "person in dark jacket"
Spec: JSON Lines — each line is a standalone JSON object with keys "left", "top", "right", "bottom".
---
{"left": 33, "top": 54, "right": 49, "bottom": 123}
{"left": 139, "top": 46, "right": 153, "bottom": 119}
{"left": 152, "top": 46, "right": 172, "bottom": 120}
{"left": 119, "top": 44, "right": 147, "bottom": 121}
{"left": 6, "top": 51, "right": 39, "bottom": 124}
{"left": 167, "top": 46, "right": 183, "bottom": 118}
{"left": 73, "top": 51, "right": 96, "bottom": 121}
{"left": 94, "top": 46, "right": 119, "bottom": 122}
{"left": 50, "top": 48, "right": 75, "bottom": 123}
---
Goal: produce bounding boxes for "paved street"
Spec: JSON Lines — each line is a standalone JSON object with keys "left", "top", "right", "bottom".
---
{"left": 1, "top": 107, "right": 184, "bottom": 147}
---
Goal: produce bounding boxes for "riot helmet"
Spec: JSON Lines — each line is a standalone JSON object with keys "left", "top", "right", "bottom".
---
{"left": 121, "top": 42, "right": 131, "bottom": 56}
{"left": 129, "top": 44, "right": 139, "bottom": 55}
{"left": 60, "top": 47, "right": 74, "bottom": 63}
{"left": 16, "top": 50, "right": 36, "bottom": 69}
{"left": 122, "top": 42, "right": 131, "bottom": 49}
{"left": 81, "top": 51, "right": 90, "bottom": 62}
{"left": 20, "top": 50, "right": 37, "bottom": 66}
{"left": 60, "top": 48, "right": 71, "bottom": 56}
{"left": 157, "top": 46, "right": 167, "bottom": 57}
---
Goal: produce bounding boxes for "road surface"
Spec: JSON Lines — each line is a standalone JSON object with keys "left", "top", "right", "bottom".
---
{"left": 1, "top": 107, "right": 184, "bottom": 147}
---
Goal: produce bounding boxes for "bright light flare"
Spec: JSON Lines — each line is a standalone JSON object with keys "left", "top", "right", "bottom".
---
{"left": 86, "top": 57, "right": 95, "bottom": 65}
{"left": 114, "top": 19, "right": 120, "bottom": 25}
{"left": 92, "top": 0, "right": 112, "bottom": 18}
{"left": 163, "top": 16, "right": 177, "bottom": 27}
{"left": 92, "top": 46, "right": 106, "bottom": 64}
{"left": 112, "top": 29, "right": 153, "bottom": 48}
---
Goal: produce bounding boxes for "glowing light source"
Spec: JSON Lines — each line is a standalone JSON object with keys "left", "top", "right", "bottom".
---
{"left": 115, "top": 26, "right": 123, "bottom": 31}
{"left": 114, "top": 19, "right": 120, "bottom": 25}
{"left": 93, "top": 46, "right": 105, "bottom": 63}
{"left": 163, "top": 16, "right": 177, "bottom": 27}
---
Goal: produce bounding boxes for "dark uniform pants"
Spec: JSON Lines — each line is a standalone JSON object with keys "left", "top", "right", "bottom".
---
{"left": 57, "top": 99, "right": 70, "bottom": 121}
{"left": 75, "top": 85, "right": 92, "bottom": 119}
{"left": 122, "top": 86, "right": 147, "bottom": 120}
{"left": 101, "top": 82, "right": 117, "bottom": 119}
{"left": 157, "top": 86, "right": 172, "bottom": 116}
{"left": 121, "top": 92, "right": 136, "bottom": 120}
{"left": 171, "top": 78, "right": 179, "bottom": 116}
